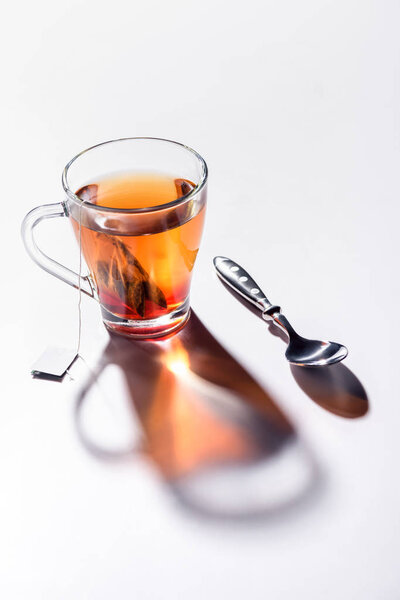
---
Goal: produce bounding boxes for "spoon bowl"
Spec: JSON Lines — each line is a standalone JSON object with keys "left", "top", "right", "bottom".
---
{"left": 285, "top": 337, "right": 348, "bottom": 367}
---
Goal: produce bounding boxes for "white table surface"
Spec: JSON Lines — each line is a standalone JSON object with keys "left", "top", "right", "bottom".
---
{"left": 2, "top": 1, "right": 400, "bottom": 598}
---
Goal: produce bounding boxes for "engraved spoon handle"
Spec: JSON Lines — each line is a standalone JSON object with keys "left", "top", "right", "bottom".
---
{"left": 213, "top": 256, "right": 281, "bottom": 316}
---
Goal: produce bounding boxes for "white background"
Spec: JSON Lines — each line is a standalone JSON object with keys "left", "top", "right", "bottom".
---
{"left": 1, "top": 0, "right": 400, "bottom": 598}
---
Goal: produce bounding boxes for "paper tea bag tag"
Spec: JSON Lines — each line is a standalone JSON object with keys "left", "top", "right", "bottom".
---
{"left": 31, "top": 347, "right": 78, "bottom": 381}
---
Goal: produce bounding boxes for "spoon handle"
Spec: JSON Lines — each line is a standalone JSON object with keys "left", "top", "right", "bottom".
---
{"left": 213, "top": 256, "right": 281, "bottom": 317}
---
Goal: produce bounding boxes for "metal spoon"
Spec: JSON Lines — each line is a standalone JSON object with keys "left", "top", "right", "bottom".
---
{"left": 213, "top": 256, "right": 348, "bottom": 367}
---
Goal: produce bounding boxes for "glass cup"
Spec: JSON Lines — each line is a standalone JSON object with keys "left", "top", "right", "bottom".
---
{"left": 22, "top": 137, "right": 208, "bottom": 338}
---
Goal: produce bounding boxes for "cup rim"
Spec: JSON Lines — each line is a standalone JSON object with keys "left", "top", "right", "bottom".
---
{"left": 62, "top": 137, "right": 208, "bottom": 214}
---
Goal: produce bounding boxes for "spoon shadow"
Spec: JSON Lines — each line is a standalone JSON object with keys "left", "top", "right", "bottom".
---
{"left": 290, "top": 363, "right": 368, "bottom": 418}
{"left": 218, "top": 279, "right": 369, "bottom": 418}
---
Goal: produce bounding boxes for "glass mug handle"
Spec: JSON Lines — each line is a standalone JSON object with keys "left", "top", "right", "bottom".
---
{"left": 21, "top": 203, "right": 95, "bottom": 298}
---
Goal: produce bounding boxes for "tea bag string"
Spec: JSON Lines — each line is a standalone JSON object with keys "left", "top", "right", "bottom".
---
{"left": 65, "top": 198, "right": 90, "bottom": 379}
{"left": 77, "top": 196, "right": 85, "bottom": 355}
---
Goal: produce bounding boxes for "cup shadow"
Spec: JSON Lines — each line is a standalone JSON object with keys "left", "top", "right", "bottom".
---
{"left": 74, "top": 310, "right": 320, "bottom": 520}
{"left": 218, "top": 280, "right": 369, "bottom": 419}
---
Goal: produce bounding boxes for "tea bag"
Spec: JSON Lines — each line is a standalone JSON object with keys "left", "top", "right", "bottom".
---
{"left": 31, "top": 347, "right": 79, "bottom": 381}
{"left": 106, "top": 238, "right": 167, "bottom": 317}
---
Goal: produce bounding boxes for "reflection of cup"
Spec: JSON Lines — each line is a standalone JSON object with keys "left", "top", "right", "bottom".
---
{"left": 21, "top": 138, "right": 208, "bottom": 338}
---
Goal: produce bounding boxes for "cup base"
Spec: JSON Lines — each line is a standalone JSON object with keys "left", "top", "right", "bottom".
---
{"left": 101, "top": 299, "right": 190, "bottom": 339}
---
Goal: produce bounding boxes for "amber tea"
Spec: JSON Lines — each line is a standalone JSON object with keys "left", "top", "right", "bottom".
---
{"left": 72, "top": 173, "right": 205, "bottom": 334}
